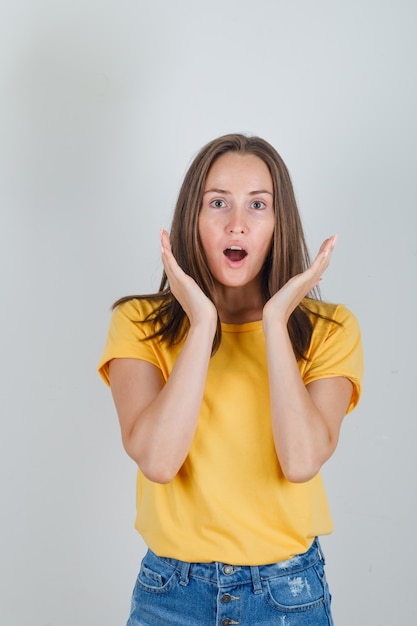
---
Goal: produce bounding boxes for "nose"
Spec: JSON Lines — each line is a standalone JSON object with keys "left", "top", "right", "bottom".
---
{"left": 227, "top": 207, "right": 247, "bottom": 234}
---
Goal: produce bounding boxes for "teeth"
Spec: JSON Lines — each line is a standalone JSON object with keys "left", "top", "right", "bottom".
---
{"left": 229, "top": 245, "right": 243, "bottom": 250}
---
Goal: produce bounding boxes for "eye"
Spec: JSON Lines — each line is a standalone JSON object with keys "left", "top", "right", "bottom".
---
{"left": 210, "top": 199, "right": 227, "bottom": 208}
{"left": 251, "top": 200, "right": 266, "bottom": 210}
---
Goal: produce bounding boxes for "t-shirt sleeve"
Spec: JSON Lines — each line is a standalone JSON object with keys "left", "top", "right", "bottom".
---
{"left": 302, "top": 304, "right": 364, "bottom": 414}
{"left": 98, "top": 300, "right": 159, "bottom": 386}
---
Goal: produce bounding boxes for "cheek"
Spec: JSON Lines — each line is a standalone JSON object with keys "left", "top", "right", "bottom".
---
{"left": 259, "top": 225, "right": 275, "bottom": 252}
{"left": 256, "top": 233, "right": 274, "bottom": 267}
{"left": 198, "top": 220, "right": 219, "bottom": 253}
{"left": 198, "top": 224, "right": 209, "bottom": 255}
{"left": 198, "top": 233, "right": 215, "bottom": 270}
{"left": 197, "top": 217, "right": 207, "bottom": 250}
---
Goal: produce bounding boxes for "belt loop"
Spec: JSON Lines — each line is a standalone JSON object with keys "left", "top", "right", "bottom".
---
{"left": 316, "top": 538, "right": 326, "bottom": 564}
{"left": 179, "top": 561, "right": 191, "bottom": 586}
{"left": 250, "top": 566, "right": 262, "bottom": 594}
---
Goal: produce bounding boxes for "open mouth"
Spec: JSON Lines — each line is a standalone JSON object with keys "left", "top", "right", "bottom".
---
{"left": 223, "top": 245, "right": 248, "bottom": 262}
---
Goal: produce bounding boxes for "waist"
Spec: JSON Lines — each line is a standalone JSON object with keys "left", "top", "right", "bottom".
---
{"left": 151, "top": 537, "right": 324, "bottom": 587}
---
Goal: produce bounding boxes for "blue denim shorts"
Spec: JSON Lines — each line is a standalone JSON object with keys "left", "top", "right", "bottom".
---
{"left": 126, "top": 538, "right": 333, "bottom": 625}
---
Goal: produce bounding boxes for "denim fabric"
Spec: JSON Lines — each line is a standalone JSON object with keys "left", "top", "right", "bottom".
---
{"left": 126, "top": 538, "right": 333, "bottom": 625}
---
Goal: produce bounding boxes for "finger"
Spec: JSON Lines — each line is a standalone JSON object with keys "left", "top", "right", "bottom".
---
{"left": 160, "top": 230, "right": 177, "bottom": 281}
{"left": 314, "top": 235, "right": 337, "bottom": 269}
{"left": 319, "top": 234, "right": 338, "bottom": 258}
{"left": 160, "top": 228, "right": 172, "bottom": 255}
{"left": 305, "top": 235, "right": 337, "bottom": 286}
{"left": 160, "top": 229, "right": 178, "bottom": 270}
{"left": 160, "top": 229, "right": 188, "bottom": 293}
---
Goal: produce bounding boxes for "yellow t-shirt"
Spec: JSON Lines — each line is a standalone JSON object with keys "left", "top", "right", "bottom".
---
{"left": 98, "top": 298, "right": 363, "bottom": 565}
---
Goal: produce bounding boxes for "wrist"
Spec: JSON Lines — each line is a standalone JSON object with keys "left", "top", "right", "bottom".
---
{"left": 188, "top": 313, "right": 217, "bottom": 339}
{"left": 262, "top": 302, "right": 288, "bottom": 332}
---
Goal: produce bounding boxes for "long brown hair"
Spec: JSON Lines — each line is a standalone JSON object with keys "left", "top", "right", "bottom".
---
{"left": 115, "top": 133, "right": 327, "bottom": 359}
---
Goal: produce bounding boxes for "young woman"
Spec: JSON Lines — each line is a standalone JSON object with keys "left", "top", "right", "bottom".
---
{"left": 98, "top": 134, "right": 363, "bottom": 625}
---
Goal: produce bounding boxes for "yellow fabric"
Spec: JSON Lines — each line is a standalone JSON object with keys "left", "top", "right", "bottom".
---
{"left": 98, "top": 298, "right": 363, "bottom": 565}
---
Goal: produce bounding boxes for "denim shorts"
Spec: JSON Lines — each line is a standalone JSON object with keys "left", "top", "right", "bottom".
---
{"left": 126, "top": 538, "right": 333, "bottom": 625}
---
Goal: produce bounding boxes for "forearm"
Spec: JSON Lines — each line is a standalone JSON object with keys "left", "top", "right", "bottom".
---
{"left": 263, "top": 318, "right": 333, "bottom": 483}
{"left": 125, "top": 321, "right": 216, "bottom": 483}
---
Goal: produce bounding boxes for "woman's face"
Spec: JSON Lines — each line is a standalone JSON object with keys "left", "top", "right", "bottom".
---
{"left": 198, "top": 152, "right": 275, "bottom": 292}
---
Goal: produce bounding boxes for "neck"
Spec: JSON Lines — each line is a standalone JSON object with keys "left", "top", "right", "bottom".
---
{"left": 214, "top": 284, "right": 264, "bottom": 324}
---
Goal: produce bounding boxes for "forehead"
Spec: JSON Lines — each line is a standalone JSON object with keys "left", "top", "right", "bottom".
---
{"left": 205, "top": 152, "right": 273, "bottom": 191}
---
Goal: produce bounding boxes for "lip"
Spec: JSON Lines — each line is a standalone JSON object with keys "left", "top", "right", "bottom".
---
{"left": 223, "top": 241, "right": 248, "bottom": 266}
{"left": 223, "top": 240, "right": 248, "bottom": 252}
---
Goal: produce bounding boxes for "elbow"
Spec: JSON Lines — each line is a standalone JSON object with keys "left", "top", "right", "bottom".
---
{"left": 282, "top": 465, "right": 320, "bottom": 484}
{"left": 280, "top": 457, "right": 322, "bottom": 484}
{"left": 278, "top": 438, "right": 337, "bottom": 483}
{"left": 123, "top": 440, "right": 179, "bottom": 484}
{"left": 140, "top": 464, "right": 178, "bottom": 484}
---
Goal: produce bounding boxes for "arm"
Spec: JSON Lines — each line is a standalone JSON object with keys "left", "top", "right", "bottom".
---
{"left": 109, "top": 230, "right": 217, "bottom": 484}
{"left": 263, "top": 236, "right": 353, "bottom": 483}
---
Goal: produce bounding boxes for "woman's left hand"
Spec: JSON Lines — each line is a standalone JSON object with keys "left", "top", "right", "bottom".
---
{"left": 263, "top": 235, "right": 337, "bottom": 324}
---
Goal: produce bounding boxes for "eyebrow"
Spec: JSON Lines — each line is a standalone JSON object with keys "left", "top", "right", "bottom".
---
{"left": 203, "top": 188, "right": 273, "bottom": 196}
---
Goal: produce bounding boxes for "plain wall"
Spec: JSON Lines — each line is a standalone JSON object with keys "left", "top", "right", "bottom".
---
{"left": 1, "top": 1, "right": 416, "bottom": 624}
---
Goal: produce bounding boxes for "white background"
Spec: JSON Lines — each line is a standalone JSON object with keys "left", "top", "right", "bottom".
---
{"left": 1, "top": 1, "right": 416, "bottom": 624}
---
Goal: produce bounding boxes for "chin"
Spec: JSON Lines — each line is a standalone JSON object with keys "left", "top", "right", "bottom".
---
{"left": 217, "top": 275, "right": 259, "bottom": 290}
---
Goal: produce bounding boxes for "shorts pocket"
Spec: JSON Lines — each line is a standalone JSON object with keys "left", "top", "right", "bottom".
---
{"left": 264, "top": 563, "right": 326, "bottom": 613}
{"left": 135, "top": 551, "right": 179, "bottom": 594}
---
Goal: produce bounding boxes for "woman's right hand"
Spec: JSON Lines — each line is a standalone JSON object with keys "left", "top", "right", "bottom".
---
{"left": 108, "top": 230, "right": 218, "bottom": 483}
{"left": 160, "top": 229, "right": 217, "bottom": 328}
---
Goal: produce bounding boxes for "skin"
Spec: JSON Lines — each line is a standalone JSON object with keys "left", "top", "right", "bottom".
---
{"left": 199, "top": 153, "right": 275, "bottom": 322}
{"left": 109, "top": 153, "right": 353, "bottom": 484}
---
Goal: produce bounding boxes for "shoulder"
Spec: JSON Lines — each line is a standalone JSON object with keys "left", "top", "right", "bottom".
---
{"left": 112, "top": 297, "right": 163, "bottom": 323}
{"left": 98, "top": 297, "right": 165, "bottom": 386}
{"left": 300, "top": 298, "right": 364, "bottom": 412}
{"left": 303, "top": 299, "right": 362, "bottom": 369}
{"left": 302, "top": 298, "right": 361, "bottom": 338}
{"left": 107, "top": 296, "right": 166, "bottom": 351}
